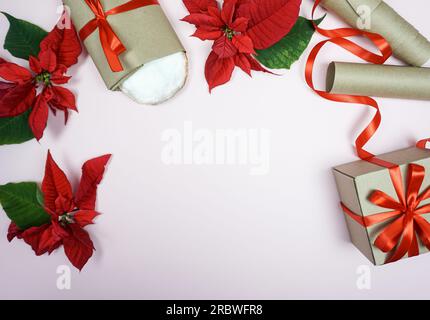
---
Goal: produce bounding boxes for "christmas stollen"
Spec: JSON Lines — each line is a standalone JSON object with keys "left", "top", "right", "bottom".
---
{"left": 63, "top": 0, "right": 187, "bottom": 104}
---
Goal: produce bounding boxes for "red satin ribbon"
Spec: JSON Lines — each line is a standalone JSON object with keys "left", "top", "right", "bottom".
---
{"left": 306, "top": 0, "right": 393, "bottom": 168}
{"left": 342, "top": 164, "right": 430, "bottom": 263}
{"left": 79, "top": 0, "right": 159, "bottom": 72}
{"left": 307, "top": 0, "right": 430, "bottom": 263}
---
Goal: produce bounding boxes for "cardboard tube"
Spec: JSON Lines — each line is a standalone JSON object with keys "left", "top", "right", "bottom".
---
{"left": 320, "top": 0, "right": 430, "bottom": 66}
{"left": 326, "top": 62, "right": 430, "bottom": 100}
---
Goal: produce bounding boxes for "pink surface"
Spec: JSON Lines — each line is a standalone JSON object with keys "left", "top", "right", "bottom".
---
{"left": 1, "top": 0, "right": 430, "bottom": 299}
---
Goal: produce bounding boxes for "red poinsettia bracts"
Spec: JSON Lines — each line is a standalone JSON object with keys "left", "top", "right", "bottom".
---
{"left": 0, "top": 19, "right": 82, "bottom": 140}
{"left": 182, "top": 0, "right": 301, "bottom": 91}
{"left": 8, "top": 152, "right": 111, "bottom": 271}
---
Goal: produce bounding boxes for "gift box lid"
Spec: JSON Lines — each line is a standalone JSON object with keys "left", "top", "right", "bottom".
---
{"left": 334, "top": 147, "right": 430, "bottom": 178}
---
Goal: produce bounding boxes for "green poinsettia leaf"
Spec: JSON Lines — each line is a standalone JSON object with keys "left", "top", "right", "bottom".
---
{"left": 0, "top": 182, "right": 50, "bottom": 230}
{"left": 255, "top": 16, "right": 325, "bottom": 70}
{"left": 1, "top": 12, "right": 48, "bottom": 60}
{"left": 0, "top": 110, "right": 35, "bottom": 145}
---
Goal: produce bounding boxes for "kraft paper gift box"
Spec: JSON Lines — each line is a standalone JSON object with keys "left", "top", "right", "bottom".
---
{"left": 333, "top": 147, "right": 430, "bottom": 265}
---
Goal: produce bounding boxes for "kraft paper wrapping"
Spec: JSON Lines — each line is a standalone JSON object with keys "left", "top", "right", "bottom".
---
{"left": 320, "top": 0, "right": 430, "bottom": 66}
{"left": 326, "top": 62, "right": 430, "bottom": 100}
{"left": 63, "top": 0, "right": 185, "bottom": 90}
{"left": 333, "top": 147, "right": 430, "bottom": 265}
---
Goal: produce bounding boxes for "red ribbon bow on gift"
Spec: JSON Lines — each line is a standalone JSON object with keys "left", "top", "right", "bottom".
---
{"left": 79, "top": 0, "right": 159, "bottom": 72}
{"left": 342, "top": 164, "right": 430, "bottom": 264}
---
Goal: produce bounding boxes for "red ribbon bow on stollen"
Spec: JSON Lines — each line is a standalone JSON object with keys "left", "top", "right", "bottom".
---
{"left": 342, "top": 164, "right": 430, "bottom": 264}
{"left": 79, "top": 0, "right": 159, "bottom": 72}
{"left": 306, "top": 0, "right": 430, "bottom": 263}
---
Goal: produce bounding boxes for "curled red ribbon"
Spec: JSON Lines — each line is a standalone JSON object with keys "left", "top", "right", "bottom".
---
{"left": 79, "top": 0, "right": 159, "bottom": 72}
{"left": 306, "top": 0, "right": 393, "bottom": 168}
{"left": 307, "top": 0, "right": 430, "bottom": 263}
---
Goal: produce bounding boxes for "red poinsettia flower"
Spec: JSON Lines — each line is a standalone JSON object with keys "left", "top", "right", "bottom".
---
{"left": 184, "top": 0, "right": 254, "bottom": 57}
{"left": 182, "top": 0, "right": 301, "bottom": 91}
{"left": 8, "top": 151, "right": 111, "bottom": 271}
{"left": 0, "top": 20, "right": 82, "bottom": 141}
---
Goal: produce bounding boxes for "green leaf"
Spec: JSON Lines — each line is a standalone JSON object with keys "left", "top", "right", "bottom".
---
{"left": 0, "top": 110, "right": 35, "bottom": 145}
{"left": 0, "top": 182, "right": 50, "bottom": 230}
{"left": 1, "top": 12, "right": 48, "bottom": 60}
{"left": 255, "top": 16, "right": 325, "bottom": 70}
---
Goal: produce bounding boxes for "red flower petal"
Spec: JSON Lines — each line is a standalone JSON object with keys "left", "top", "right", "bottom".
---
{"left": 51, "top": 219, "right": 71, "bottom": 239}
{"left": 38, "top": 49, "right": 57, "bottom": 73}
{"left": 45, "top": 88, "right": 71, "bottom": 125}
{"left": 182, "top": 13, "right": 224, "bottom": 28}
{"left": 63, "top": 110, "right": 69, "bottom": 125}
{"left": 212, "top": 36, "right": 238, "bottom": 58}
{"left": 221, "top": 0, "right": 237, "bottom": 25}
{"left": 205, "top": 51, "right": 235, "bottom": 92}
{"left": 37, "top": 222, "right": 64, "bottom": 255}
{"left": 235, "top": 53, "right": 252, "bottom": 76}
{"left": 0, "top": 81, "right": 15, "bottom": 90}
{"left": 7, "top": 222, "right": 23, "bottom": 242}
{"left": 230, "top": 17, "right": 249, "bottom": 32}
{"left": 207, "top": 6, "right": 222, "bottom": 19}
{"left": 29, "top": 56, "right": 42, "bottom": 74}
{"left": 63, "top": 224, "right": 94, "bottom": 271}
{"left": 0, "top": 60, "right": 33, "bottom": 84}
{"left": 73, "top": 210, "right": 100, "bottom": 227}
{"left": 0, "top": 82, "right": 36, "bottom": 117}
{"left": 246, "top": 54, "right": 272, "bottom": 73}
{"left": 75, "top": 154, "right": 112, "bottom": 210}
{"left": 232, "top": 34, "right": 255, "bottom": 53}
{"left": 55, "top": 195, "right": 74, "bottom": 214}
{"left": 42, "top": 151, "right": 73, "bottom": 213}
{"left": 183, "top": 0, "right": 218, "bottom": 14}
{"left": 239, "top": 0, "right": 301, "bottom": 49}
{"left": 21, "top": 224, "right": 48, "bottom": 255}
{"left": 0, "top": 81, "right": 15, "bottom": 100}
{"left": 50, "top": 86, "right": 77, "bottom": 111}
{"left": 192, "top": 27, "right": 223, "bottom": 41}
{"left": 21, "top": 224, "right": 62, "bottom": 256}
{"left": 51, "top": 75, "right": 71, "bottom": 85}
{"left": 40, "top": 20, "right": 82, "bottom": 68}
{"left": 28, "top": 93, "right": 49, "bottom": 141}
{"left": 50, "top": 65, "right": 70, "bottom": 85}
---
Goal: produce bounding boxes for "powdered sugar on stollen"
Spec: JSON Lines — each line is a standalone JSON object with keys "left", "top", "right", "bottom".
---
{"left": 120, "top": 52, "right": 187, "bottom": 105}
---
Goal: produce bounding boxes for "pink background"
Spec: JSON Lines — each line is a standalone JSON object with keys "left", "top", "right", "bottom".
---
{"left": 1, "top": 0, "right": 430, "bottom": 299}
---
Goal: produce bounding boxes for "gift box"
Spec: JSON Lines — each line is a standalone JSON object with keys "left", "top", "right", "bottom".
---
{"left": 333, "top": 147, "right": 430, "bottom": 265}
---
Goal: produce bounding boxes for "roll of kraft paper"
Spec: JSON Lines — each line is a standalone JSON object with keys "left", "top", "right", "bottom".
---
{"left": 326, "top": 62, "right": 430, "bottom": 100}
{"left": 63, "top": 0, "right": 187, "bottom": 105}
{"left": 320, "top": 0, "right": 430, "bottom": 67}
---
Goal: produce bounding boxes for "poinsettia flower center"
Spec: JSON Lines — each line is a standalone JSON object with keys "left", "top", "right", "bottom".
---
{"left": 223, "top": 27, "right": 235, "bottom": 40}
{"left": 35, "top": 71, "right": 51, "bottom": 86}
{"left": 58, "top": 212, "right": 75, "bottom": 226}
